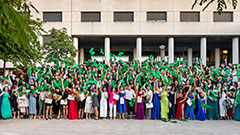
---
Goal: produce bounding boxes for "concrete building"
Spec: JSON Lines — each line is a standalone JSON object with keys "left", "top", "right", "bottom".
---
{"left": 2, "top": 0, "right": 240, "bottom": 69}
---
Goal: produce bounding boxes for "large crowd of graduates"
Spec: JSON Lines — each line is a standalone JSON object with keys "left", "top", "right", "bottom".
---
{"left": 0, "top": 54, "right": 240, "bottom": 122}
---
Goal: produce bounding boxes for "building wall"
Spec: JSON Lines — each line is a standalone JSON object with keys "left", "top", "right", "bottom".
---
{"left": 31, "top": 0, "right": 240, "bottom": 36}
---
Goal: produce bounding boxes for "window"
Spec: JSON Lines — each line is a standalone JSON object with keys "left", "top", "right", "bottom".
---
{"left": 43, "top": 35, "right": 50, "bottom": 43}
{"left": 43, "top": 12, "right": 62, "bottom": 22}
{"left": 147, "top": 12, "right": 167, "bottom": 22}
{"left": 180, "top": 12, "right": 200, "bottom": 22}
{"left": 114, "top": 12, "right": 134, "bottom": 22}
{"left": 81, "top": 12, "right": 101, "bottom": 22}
{"left": 213, "top": 12, "right": 233, "bottom": 22}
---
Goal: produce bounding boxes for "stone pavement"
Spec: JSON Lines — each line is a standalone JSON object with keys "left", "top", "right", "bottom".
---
{"left": 0, "top": 119, "right": 239, "bottom": 135}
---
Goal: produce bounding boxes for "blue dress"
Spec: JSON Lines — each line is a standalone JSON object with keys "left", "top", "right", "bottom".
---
{"left": 152, "top": 92, "right": 160, "bottom": 119}
{"left": 168, "top": 91, "right": 175, "bottom": 119}
{"left": 234, "top": 104, "right": 240, "bottom": 121}
{"left": 234, "top": 92, "right": 240, "bottom": 121}
{"left": 29, "top": 92, "right": 37, "bottom": 114}
{"left": 185, "top": 93, "right": 195, "bottom": 120}
{"left": 197, "top": 94, "right": 206, "bottom": 120}
{"left": 0, "top": 89, "right": 2, "bottom": 117}
{"left": 118, "top": 92, "right": 125, "bottom": 113}
{"left": 1, "top": 91, "right": 12, "bottom": 118}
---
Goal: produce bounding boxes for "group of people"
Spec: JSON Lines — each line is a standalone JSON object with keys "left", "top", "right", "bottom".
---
{"left": 0, "top": 54, "right": 240, "bottom": 122}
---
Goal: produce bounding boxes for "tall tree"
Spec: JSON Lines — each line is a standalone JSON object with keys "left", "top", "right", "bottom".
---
{"left": 42, "top": 28, "right": 77, "bottom": 64}
{"left": 0, "top": 0, "right": 45, "bottom": 76}
{"left": 192, "top": 0, "right": 238, "bottom": 14}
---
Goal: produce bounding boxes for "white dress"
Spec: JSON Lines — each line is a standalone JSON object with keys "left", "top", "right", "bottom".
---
{"left": 84, "top": 96, "right": 93, "bottom": 113}
{"left": 100, "top": 92, "right": 108, "bottom": 117}
{"left": 18, "top": 94, "right": 28, "bottom": 113}
{"left": 219, "top": 92, "right": 227, "bottom": 117}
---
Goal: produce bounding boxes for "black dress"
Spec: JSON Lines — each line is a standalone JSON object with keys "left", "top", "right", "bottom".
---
{"left": 12, "top": 91, "right": 19, "bottom": 112}
{"left": 78, "top": 97, "right": 86, "bottom": 109}
{"left": 92, "top": 93, "right": 100, "bottom": 107}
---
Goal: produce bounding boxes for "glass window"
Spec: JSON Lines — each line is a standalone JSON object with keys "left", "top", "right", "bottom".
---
{"left": 180, "top": 12, "right": 200, "bottom": 22}
{"left": 213, "top": 12, "right": 233, "bottom": 22}
{"left": 147, "top": 12, "right": 167, "bottom": 22}
{"left": 43, "top": 35, "right": 50, "bottom": 43}
{"left": 81, "top": 12, "right": 101, "bottom": 22}
{"left": 43, "top": 12, "right": 62, "bottom": 22}
{"left": 114, "top": 12, "right": 134, "bottom": 22}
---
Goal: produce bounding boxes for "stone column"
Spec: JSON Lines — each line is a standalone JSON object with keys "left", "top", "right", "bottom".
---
{"left": 39, "top": 36, "right": 43, "bottom": 46}
{"left": 133, "top": 48, "right": 136, "bottom": 61}
{"left": 232, "top": 37, "right": 239, "bottom": 64}
{"left": 200, "top": 37, "right": 207, "bottom": 65}
{"left": 105, "top": 37, "right": 110, "bottom": 64}
{"left": 80, "top": 48, "right": 84, "bottom": 64}
{"left": 73, "top": 37, "right": 79, "bottom": 64}
{"left": 215, "top": 48, "right": 220, "bottom": 67}
{"left": 188, "top": 48, "right": 193, "bottom": 66}
{"left": 168, "top": 37, "right": 174, "bottom": 64}
{"left": 136, "top": 37, "right": 142, "bottom": 62}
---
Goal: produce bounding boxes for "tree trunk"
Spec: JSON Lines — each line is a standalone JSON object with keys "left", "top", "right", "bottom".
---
{"left": 3, "top": 61, "right": 6, "bottom": 77}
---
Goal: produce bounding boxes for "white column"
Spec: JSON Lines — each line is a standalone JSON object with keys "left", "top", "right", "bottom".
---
{"left": 168, "top": 37, "right": 174, "bottom": 64}
{"left": 133, "top": 48, "right": 137, "bottom": 61}
{"left": 73, "top": 37, "right": 79, "bottom": 64}
{"left": 39, "top": 36, "right": 43, "bottom": 46}
{"left": 215, "top": 48, "right": 220, "bottom": 67}
{"left": 80, "top": 48, "right": 84, "bottom": 64}
{"left": 232, "top": 37, "right": 239, "bottom": 64}
{"left": 200, "top": 37, "right": 207, "bottom": 65}
{"left": 105, "top": 37, "right": 110, "bottom": 64}
{"left": 136, "top": 37, "right": 142, "bottom": 62}
{"left": 188, "top": 48, "right": 193, "bottom": 66}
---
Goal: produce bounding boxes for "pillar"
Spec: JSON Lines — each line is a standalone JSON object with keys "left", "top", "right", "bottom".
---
{"left": 80, "top": 48, "right": 84, "bottom": 64}
{"left": 105, "top": 37, "right": 110, "bottom": 64}
{"left": 215, "top": 48, "right": 220, "bottom": 67}
{"left": 188, "top": 48, "right": 193, "bottom": 66}
{"left": 136, "top": 37, "right": 142, "bottom": 62}
{"left": 133, "top": 48, "right": 137, "bottom": 61}
{"left": 73, "top": 37, "right": 79, "bottom": 64}
{"left": 168, "top": 37, "right": 174, "bottom": 64}
{"left": 232, "top": 37, "right": 239, "bottom": 64}
{"left": 200, "top": 37, "right": 207, "bottom": 65}
{"left": 39, "top": 36, "right": 43, "bottom": 46}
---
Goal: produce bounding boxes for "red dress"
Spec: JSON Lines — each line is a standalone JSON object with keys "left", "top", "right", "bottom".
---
{"left": 68, "top": 90, "right": 78, "bottom": 120}
{"left": 227, "top": 93, "right": 234, "bottom": 117}
{"left": 176, "top": 93, "right": 185, "bottom": 119}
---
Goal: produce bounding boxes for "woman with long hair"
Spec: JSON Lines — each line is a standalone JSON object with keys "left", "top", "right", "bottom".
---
{"left": 0, "top": 86, "right": 12, "bottom": 119}
{"left": 176, "top": 88, "right": 187, "bottom": 119}
{"left": 136, "top": 85, "right": 145, "bottom": 119}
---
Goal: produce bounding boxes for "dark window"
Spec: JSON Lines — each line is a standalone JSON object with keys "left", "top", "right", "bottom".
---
{"left": 81, "top": 12, "right": 101, "bottom": 22}
{"left": 213, "top": 12, "right": 233, "bottom": 22}
{"left": 43, "top": 12, "right": 62, "bottom": 22}
{"left": 147, "top": 12, "right": 167, "bottom": 22}
{"left": 114, "top": 12, "right": 134, "bottom": 22}
{"left": 180, "top": 12, "right": 200, "bottom": 22}
{"left": 43, "top": 35, "right": 50, "bottom": 43}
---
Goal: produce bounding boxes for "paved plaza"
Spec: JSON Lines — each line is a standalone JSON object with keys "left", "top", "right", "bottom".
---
{"left": 0, "top": 119, "right": 239, "bottom": 135}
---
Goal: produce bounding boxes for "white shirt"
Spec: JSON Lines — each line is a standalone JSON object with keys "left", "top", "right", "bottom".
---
{"left": 125, "top": 89, "right": 136, "bottom": 100}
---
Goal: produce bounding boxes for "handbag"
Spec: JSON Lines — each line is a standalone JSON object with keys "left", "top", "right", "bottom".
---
{"left": 45, "top": 98, "right": 53, "bottom": 104}
{"left": 120, "top": 97, "right": 124, "bottom": 104}
{"left": 60, "top": 99, "right": 68, "bottom": 105}
{"left": 67, "top": 95, "right": 75, "bottom": 100}
{"left": 169, "top": 102, "right": 172, "bottom": 108}
{"left": 186, "top": 98, "right": 192, "bottom": 106}
{"left": 146, "top": 103, "right": 153, "bottom": 108}
{"left": 137, "top": 96, "right": 142, "bottom": 103}
{"left": 80, "top": 93, "right": 85, "bottom": 101}
{"left": 113, "top": 94, "right": 119, "bottom": 100}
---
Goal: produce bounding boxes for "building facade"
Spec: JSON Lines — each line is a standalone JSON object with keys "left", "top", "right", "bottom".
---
{"left": 29, "top": 0, "right": 240, "bottom": 66}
